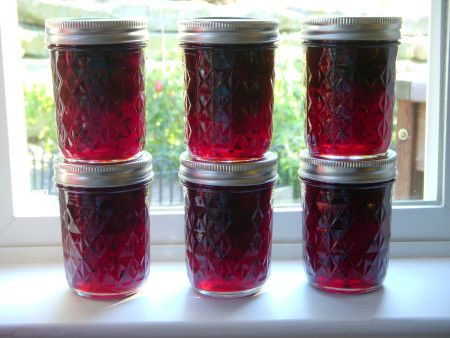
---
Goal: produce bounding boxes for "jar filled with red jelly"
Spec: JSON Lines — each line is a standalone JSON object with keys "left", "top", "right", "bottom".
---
{"left": 178, "top": 18, "right": 278, "bottom": 161}
{"left": 303, "top": 17, "right": 401, "bottom": 159}
{"left": 46, "top": 18, "right": 148, "bottom": 162}
{"left": 54, "top": 152, "right": 153, "bottom": 299}
{"left": 179, "top": 152, "right": 277, "bottom": 297}
{"left": 298, "top": 150, "right": 396, "bottom": 294}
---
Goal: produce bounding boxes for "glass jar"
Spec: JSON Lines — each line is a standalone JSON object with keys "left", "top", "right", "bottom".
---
{"left": 298, "top": 150, "right": 397, "bottom": 294}
{"left": 54, "top": 152, "right": 154, "bottom": 299}
{"left": 179, "top": 152, "right": 277, "bottom": 297}
{"left": 303, "top": 17, "right": 401, "bottom": 159}
{"left": 178, "top": 18, "right": 278, "bottom": 161}
{"left": 46, "top": 18, "right": 148, "bottom": 162}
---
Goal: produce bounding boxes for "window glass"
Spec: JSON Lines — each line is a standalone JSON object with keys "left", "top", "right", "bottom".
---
{"left": 19, "top": 0, "right": 430, "bottom": 206}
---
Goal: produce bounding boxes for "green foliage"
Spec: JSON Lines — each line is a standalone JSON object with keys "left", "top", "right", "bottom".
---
{"left": 271, "top": 37, "right": 305, "bottom": 198}
{"left": 144, "top": 60, "right": 186, "bottom": 170}
{"left": 24, "top": 84, "right": 57, "bottom": 153}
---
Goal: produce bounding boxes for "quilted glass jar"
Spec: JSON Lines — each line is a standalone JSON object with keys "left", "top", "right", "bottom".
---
{"left": 54, "top": 152, "right": 153, "bottom": 299}
{"left": 179, "top": 18, "right": 278, "bottom": 161}
{"left": 46, "top": 18, "right": 148, "bottom": 162}
{"left": 303, "top": 17, "right": 401, "bottom": 159}
{"left": 179, "top": 152, "right": 277, "bottom": 297}
{"left": 298, "top": 150, "right": 397, "bottom": 294}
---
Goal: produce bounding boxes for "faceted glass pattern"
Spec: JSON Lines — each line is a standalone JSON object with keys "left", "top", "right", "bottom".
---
{"left": 50, "top": 43, "right": 146, "bottom": 162}
{"left": 182, "top": 43, "right": 275, "bottom": 161}
{"left": 301, "top": 178, "right": 394, "bottom": 294}
{"left": 183, "top": 182, "right": 274, "bottom": 296}
{"left": 305, "top": 41, "right": 398, "bottom": 158}
{"left": 57, "top": 183, "right": 150, "bottom": 298}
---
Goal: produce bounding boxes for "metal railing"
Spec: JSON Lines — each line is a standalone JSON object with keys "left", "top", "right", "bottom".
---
{"left": 29, "top": 151, "right": 184, "bottom": 206}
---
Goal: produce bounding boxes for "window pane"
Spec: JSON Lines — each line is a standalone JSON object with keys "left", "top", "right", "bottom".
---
{"left": 18, "top": 0, "right": 431, "bottom": 208}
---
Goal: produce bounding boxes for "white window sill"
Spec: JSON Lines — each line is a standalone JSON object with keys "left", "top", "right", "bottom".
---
{"left": 1, "top": 258, "right": 450, "bottom": 337}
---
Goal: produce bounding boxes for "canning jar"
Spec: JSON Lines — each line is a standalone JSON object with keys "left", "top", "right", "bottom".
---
{"left": 303, "top": 17, "right": 401, "bottom": 159}
{"left": 46, "top": 18, "right": 148, "bottom": 162}
{"left": 54, "top": 152, "right": 154, "bottom": 298}
{"left": 179, "top": 152, "right": 277, "bottom": 297}
{"left": 298, "top": 150, "right": 397, "bottom": 294}
{"left": 178, "top": 18, "right": 278, "bottom": 161}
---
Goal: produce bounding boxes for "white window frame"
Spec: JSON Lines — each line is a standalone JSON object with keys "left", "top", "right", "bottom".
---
{"left": 0, "top": 1, "right": 449, "bottom": 258}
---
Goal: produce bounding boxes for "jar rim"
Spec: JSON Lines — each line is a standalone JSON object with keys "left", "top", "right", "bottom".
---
{"left": 54, "top": 152, "right": 154, "bottom": 188}
{"left": 302, "top": 16, "right": 402, "bottom": 41}
{"left": 45, "top": 17, "right": 149, "bottom": 45}
{"left": 179, "top": 151, "right": 278, "bottom": 186}
{"left": 178, "top": 17, "right": 279, "bottom": 44}
{"left": 298, "top": 150, "right": 397, "bottom": 184}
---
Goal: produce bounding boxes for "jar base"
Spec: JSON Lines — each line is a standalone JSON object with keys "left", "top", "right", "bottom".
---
{"left": 193, "top": 285, "right": 263, "bottom": 298}
{"left": 188, "top": 152, "right": 265, "bottom": 163}
{"left": 72, "top": 287, "right": 141, "bottom": 299}
{"left": 314, "top": 153, "right": 388, "bottom": 160}
{"left": 310, "top": 282, "right": 382, "bottom": 295}
{"left": 64, "top": 151, "right": 143, "bottom": 164}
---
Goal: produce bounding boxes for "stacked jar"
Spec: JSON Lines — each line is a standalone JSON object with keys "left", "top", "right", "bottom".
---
{"left": 178, "top": 18, "right": 279, "bottom": 297}
{"left": 46, "top": 18, "right": 154, "bottom": 299}
{"left": 299, "top": 17, "right": 402, "bottom": 294}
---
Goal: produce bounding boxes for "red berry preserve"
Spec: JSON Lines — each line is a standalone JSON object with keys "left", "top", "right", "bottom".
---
{"left": 179, "top": 152, "right": 278, "bottom": 297}
{"left": 178, "top": 18, "right": 278, "bottom": 161}
{"left": 54, "top": 152, "right": 154, "bottom": 299}
{"left": 46, "top": 18, "right": 148, "bottom": 162}
{"left": 303, "top": 17, "right": 401, "bottom": 159}
{"left": 298, "top": 150, "right": 397, "bottom": 294}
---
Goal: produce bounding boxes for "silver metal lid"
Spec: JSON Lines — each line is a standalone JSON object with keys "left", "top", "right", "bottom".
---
{"left": 54, "top": 152, "right": 154, "bottom": 188}
{"left": 302, "top": 17, "right": 402, "bottom": 41}
{"left": 298, "top": 150, "right": 397, "bottom": 184}
{"left": 178, "top": 17, "right": 279, "bottom": 44}
{"left": 179, "top": 152, "right": 278, "bottom": 186}
{"left": 45, "top": 18, "right": 149, "bottom": 45}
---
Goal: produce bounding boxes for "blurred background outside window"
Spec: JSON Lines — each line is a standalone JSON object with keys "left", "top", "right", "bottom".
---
{"left": 18, "top": 0, "right": 430, "bottom": 206}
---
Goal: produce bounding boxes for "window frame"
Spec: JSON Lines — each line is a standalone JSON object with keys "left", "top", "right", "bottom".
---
{"left": 0, "top": 1, "right": 449, "bottom": 256}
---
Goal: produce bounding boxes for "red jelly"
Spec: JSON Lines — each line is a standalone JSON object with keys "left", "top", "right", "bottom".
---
{"left": 299, "top": 150, "right": 396, "bottom": 294}
{"left": 46, "top": 18, "right": 148, "bottom": 162}
{"left": 303, "top": 17, "right": 401, "bottom": 158}
{"left": 54, "top": 152, "right": 154, "bottom": 298}
{"left": 179, "top": 18, "right": 278, "bottom": 161}
{"left": 179, "top": 152, "right": 277, "bottom": 297}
